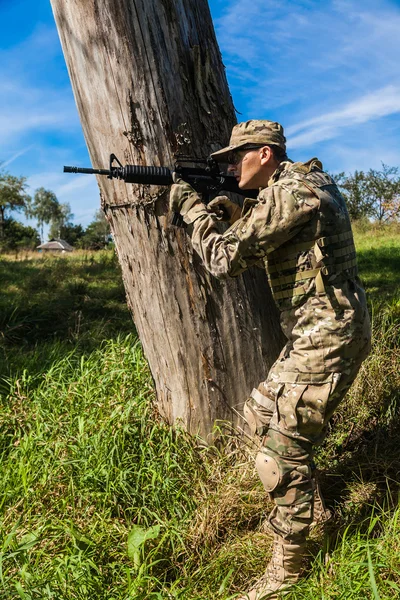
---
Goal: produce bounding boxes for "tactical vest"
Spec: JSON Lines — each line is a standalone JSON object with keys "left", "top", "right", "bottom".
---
{"left": 265, "top": 164, "right": 358, "bottom": 303}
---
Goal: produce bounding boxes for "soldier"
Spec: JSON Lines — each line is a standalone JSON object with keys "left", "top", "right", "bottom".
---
{"left": 169, "top": 120, "right": 371, "bottom": 599}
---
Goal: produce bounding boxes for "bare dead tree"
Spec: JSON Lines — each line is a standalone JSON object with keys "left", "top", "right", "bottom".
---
{"left": 50, "top": 0, "right": 284, "bottom": 437}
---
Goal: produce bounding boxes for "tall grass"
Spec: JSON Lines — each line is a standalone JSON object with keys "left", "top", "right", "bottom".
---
{"left": 1, "top": 330, "right": 399, "bottom": 599}
{"left": 0, "top": 336, "right": 203, "bottom": 598}
{"left": 0, "top": 251, "right": 132, "bottom": 380}
{"left": 0, "top": 229, "right": 399, "bottom": 598}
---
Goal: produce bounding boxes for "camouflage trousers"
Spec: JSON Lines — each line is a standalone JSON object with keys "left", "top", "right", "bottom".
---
{"left": 248, "top": 364, "right": 364, "bottom": 544}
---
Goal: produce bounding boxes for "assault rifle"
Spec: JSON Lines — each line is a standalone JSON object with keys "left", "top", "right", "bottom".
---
{"left": 63, "top": 154, "right": 258, "bottom": 227}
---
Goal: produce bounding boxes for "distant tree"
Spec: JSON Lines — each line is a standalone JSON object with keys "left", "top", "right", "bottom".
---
{"left": 335, "top": 170, "right": 372, "bottom": 221}
{"left": 0, "top": 217, "right": 40, "bottom": 252}
{"left": 335, "top": 164, "right": 400, "bottom": 223}
{"left": 57, "top": 222, "right": 85, "bottom": 246}
{"left": 0, "top": 169, "right": 31, "bottom": 240}
{"left": 79, "top": 210, "right": 111, "bottom": 249}
{"left": 49, "top": 202, "right": 73, "bottom": 239}
{"left": 26, "top": 187, "right": 60, "bottom": 242}
{"left": 364, "top": 164, "right": 400, "bottom": 223}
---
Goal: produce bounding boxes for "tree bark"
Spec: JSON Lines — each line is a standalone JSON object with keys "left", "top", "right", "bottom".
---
{"left": 50, "top": 0, "right": 285, "bottom": 438}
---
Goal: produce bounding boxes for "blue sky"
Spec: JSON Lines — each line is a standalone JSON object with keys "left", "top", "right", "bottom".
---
{"left": 1, "top": 0, "right": 400, "bottom": 233}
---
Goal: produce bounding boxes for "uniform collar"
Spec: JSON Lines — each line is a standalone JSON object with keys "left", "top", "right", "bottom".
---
{"left": 267, "top": 160, "right": 293, "bottom": 187}
{"left": 266, "top": 158, "right": 324, "bottom": 187}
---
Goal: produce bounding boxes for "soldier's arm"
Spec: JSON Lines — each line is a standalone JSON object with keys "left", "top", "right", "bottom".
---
{"left": 185, "top": 180, "right": 319, "bottom": 279}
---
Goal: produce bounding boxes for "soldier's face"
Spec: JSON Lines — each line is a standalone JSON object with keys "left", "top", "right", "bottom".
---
{"left": 227, "top": 147, "right": 275, "bottom": 189}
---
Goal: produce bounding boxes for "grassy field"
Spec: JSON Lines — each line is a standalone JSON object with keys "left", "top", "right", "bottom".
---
{"left": 0, "top": 226, "right": 399, "bottom": 599}
{"left": 0, "top": 250, "right": 132, "bottom": 382}
{"left": 353, "top": 222, "right": 400, "bottom": 306}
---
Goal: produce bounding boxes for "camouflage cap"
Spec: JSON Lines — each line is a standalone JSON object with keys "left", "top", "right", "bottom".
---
{"left": 211, "top": 120, "right": 286, "bottom": 161}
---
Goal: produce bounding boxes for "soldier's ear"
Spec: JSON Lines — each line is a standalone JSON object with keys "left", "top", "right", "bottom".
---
{"left": 260, "top": 146, "right": 273, "bottom": 165}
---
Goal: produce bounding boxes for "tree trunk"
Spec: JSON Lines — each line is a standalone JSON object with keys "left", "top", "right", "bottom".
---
{"left": 0, "top": 206, "right": 4, "bottom": 241}
{"left": 50, "top": 0, "right": 285, "bottom": 438}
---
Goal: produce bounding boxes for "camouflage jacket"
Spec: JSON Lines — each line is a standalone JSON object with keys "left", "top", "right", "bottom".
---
{"left": 184, "top": 159, "right": 371, "bottom": 376}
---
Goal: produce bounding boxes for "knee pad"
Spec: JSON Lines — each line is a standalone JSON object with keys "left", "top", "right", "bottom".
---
{"left": 256, "top": 429, "right": 313, "bottom": 495}
{"left": 255, "top": 450, "right": 282, "bottom": 492}
{"left": 256, "top": 449, "right": 313, "bottom": 502}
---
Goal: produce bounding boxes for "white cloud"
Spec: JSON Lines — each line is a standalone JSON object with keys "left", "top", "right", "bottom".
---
{"left": 0, "top": 107, "right": 76, "bottom": 144}
{"left": 0, "top": 24, "right": 80, "bottom": 147}
{"left": 1, "top": 145, "right": 35, "bottom": 168}
{"left": 0, "top": 69, "right": 79, "bottom": 147}
{"left": 322, "top": 141, "right": 400, "bottom": 174}
{"left": 212, "top": 0, "right": 400, "bottom": 173}
{"left": 27, "top": 171, "right": 95, "bottom": 196}
{"left": 287, "top": 85, "right": 400, "bottom": 148}
{"left": 56, "top": 176, "right": 99, "bottom": 198}
{"left": 215, "top": 0, "right": 400, "bottom": 113}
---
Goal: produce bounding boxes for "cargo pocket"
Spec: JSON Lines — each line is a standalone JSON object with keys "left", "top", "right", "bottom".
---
{"left": 275, "top": 383, "right": 308, "bottom": 432}
{"left": 296, "top": 381, "right": 332, "bottom": 436}
{"left": 275, "top": 373, "right": 335, "bottom": 439}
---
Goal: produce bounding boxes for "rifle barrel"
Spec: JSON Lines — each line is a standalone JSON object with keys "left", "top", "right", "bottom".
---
{"left": 63, "top": 166, "right": 111, "bottom": 176}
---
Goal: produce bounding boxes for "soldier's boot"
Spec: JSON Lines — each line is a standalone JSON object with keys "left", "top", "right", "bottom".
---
{"left": 311, "top": 473, "right": 333, "bottom": 529}
{"left": 238, "top": 534, "right": 305, "bottom": 600}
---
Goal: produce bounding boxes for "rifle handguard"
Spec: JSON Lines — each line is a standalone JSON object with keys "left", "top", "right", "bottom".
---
{"left": 119, "top": 165, "right": 173, "bottom": 185}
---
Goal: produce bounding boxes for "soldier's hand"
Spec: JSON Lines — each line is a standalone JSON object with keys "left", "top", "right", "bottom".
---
{"left": 170, "top": 173, "right": 202, "bottom": 217}
{"left": 207, "top": 195, "right": 241, "bottom": 224}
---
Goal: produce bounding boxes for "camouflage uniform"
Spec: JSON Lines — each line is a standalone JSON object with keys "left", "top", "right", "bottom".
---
{"left": 170, "top": 122, "right": 371, "bottom": 549}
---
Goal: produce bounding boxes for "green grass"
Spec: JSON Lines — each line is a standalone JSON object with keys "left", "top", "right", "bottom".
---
{"left": 0, "top": 251, "right": 133, "bottom": 380}
{"left": 285, "top": 506, "right": 400, "bottom": 599}
{"left": 0, "top": 226, "right": 399, "bottom": 599}
{"left": 353, "top": 221, "right": 400, "bottom": 304}
{"left": 0, "top": 337, "right": 208, "bottom": 599}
